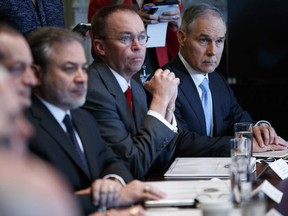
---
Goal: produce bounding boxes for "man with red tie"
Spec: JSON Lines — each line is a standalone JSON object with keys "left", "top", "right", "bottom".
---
{"left": 84, "top": 4, "right": 180, "bottom": 179}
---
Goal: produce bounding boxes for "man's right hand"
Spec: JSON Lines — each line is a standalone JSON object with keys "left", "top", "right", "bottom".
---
{"left": 144, "top": 69, "right": 180, "bottom": 118}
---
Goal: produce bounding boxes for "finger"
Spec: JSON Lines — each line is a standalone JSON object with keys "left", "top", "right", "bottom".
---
{"left": 253, "top": 128, "right": 265, "bottom": 148}
{"left": 92, "top": 182, "right": 102, "bottom": 206}
{"left": 142, "top": 184, "right": 166, "bottom": 200}
{"left": 267, "top": 126, "right": 277, "bottom": 144}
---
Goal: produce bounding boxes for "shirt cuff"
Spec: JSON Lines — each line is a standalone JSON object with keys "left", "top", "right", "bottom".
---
{"left": 147, "top": 110, "right": 178, "bottom": 133}
{"left": 254, "top": 120, "right": 271, "bottom": 127}
{"left": 103, "top": 174, "right": 126, "bottom": 186}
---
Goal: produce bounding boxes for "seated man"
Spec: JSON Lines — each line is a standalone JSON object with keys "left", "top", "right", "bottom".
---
{"left": 152, "top": 3, "right": 288, "bottom": 157}
{"left": 84, "top": 4, "right": 180, "bottom": 179}
{"left": 0, "top": 24, "right": 37, "bottom": 155}
{"left": 25, "top": 26, "right": 164, "bottom": 215}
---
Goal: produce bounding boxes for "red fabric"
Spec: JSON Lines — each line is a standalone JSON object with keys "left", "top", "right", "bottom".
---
{"left": 124, "top": 86, "right": 133, "bottom": 111}
{"left": 87, "top": 0, "right": 181, "bottom": 67}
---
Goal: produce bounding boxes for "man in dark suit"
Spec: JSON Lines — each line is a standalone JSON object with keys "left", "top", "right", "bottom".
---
{"left": 25, "top": 26, "right": 163, "bottom": 216}
{"left": 160, "top": 3, "right": 288, "bottom": 156}
{"left": 84, "top": 5, "right": 180, "bottom": 179}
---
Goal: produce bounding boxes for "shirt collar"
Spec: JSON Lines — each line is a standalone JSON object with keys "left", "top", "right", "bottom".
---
{"left": 109, "top": 66, "right": 131, "bottom": 93}
{"left": 36, "top": 95, "right": 70, "bottom": 125}
{"left": 178, "top": 52, "right": 208, "bottom": 87}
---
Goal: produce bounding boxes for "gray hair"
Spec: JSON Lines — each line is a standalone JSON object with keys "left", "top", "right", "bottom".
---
{"left": 26, "top": 27, "right": 84, "bottom": 70}
{"left": 181, "top": 3, "right": 226, "bottom": 34}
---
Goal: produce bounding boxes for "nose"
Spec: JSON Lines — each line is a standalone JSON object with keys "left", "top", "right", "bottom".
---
{"left": 23, "top": 66, "right": 37, "bottom": 87}
{"left": 75, "top": 67, "right": 87, "bottom": 82}
{"left": 207, "top": 42, "right": 217, "bottom": 56}
{"left": 130, "top": 38, "right": 142, "bottom": 51}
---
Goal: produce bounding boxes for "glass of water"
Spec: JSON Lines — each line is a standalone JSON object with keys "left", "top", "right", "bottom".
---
{"left": 234, "top": 122, "right": 253, "bottom": 158}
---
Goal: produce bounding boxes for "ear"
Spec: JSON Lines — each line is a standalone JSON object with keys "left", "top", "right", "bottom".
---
{"left": 32, "top": 64, "right": 44, "bottom": 86}
{"left": 177, "top": 30, "right": 186, "bottom": 47}
{"left": 93, "top": 39, "right": 105, "bottom": 57}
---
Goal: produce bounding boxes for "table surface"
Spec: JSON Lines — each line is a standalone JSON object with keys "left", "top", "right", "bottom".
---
{"left": 145, "top": 162, "right": 288, "bottom": 215}
{"left": 255, "top": 162, "right": 288, "bottom": 215}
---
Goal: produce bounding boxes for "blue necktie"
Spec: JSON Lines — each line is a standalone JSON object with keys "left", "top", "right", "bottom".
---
{"left": 199, "top": 78, "right": 212, "bottom": 136}
{"left": 63, "top": 114, "right": 89, "bottom": 175}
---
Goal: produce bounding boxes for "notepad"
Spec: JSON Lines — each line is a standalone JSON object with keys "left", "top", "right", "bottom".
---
{"left": 144, "top": 179, "right": 230, "bottom": 207}
{"left": 164, "top": 157, "right": 256, "bottom": 179}
{"left": 253, "top": 150, "right": 288, "bottom": 158}
{"left": 164, "top": 157, "right": 230, "bottom": 179}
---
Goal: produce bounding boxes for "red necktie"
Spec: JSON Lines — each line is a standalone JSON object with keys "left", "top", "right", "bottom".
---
{"left": 124, "top": 86, "right": 133, "bottom": 111}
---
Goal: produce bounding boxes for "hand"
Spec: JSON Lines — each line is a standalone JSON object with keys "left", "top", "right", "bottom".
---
{"left": 144, "top": 69, "right": 180, "bottom": 117}
{"left": 138, "top": 4, "right": 159, "bottom": 24}
{"left": 91, "top": 179, "right": 123, "bottom": 209}
{"left": 114, "top": 180, "right": 166, "bottom": 207}
{"left": 159, "top": 8, "right": 181, "bottom": 29}
{"left": 253, "top": 125, "right": 278, "bottom": 147}
{"left": 253, "top": 142, "right": 288, "bottom": 152}
{"left": 89, "top": 205, "right": 145, "bottom": 216}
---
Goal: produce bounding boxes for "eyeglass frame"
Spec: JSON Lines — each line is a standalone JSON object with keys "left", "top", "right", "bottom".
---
{"left": 97, "top": 33, "right": 150, "bottom": 46}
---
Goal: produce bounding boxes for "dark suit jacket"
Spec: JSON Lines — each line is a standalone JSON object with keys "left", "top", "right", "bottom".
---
{"left": 83, "top": 60, "right": 179, "bottom": 179}
{"left": 164, "top": 54, "right": 253, "bottom": 135}
{"left": 159, "top": 54, "right": 253, "bottom": 157}
{"left": 25, "top": 95, "right": 134, "bottom": 215}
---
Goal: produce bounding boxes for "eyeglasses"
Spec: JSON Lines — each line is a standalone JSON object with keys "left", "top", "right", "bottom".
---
{"left": 99, "top": 33, "right": 149, "bottom": 46}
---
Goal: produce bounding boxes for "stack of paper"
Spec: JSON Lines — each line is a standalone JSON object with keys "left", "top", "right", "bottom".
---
{"left": 144, "top": 179, "right": 230, "bottom": 207}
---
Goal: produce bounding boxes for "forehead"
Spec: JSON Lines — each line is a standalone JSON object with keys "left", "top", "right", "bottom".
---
{"left": 0, "top": 34, "right": 32, "bottom": 64}
{"left": 49, "top": 40, "right": 86, "bottom": 62}
{"left": 190, "top": 14, "right": 226, "bottom": 37}
{"left": 106, "top": 10, "right": 145, "bottom": 34}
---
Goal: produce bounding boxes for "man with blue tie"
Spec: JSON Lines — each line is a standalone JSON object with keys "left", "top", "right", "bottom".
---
{"left": 158, "top": 3, "right": 288, "bottom": 157}
{"left": 25, "top": 26, "right": 164, "bottom": 216}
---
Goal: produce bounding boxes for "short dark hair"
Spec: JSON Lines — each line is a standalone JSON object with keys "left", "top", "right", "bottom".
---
{"left": 181, "top": 3, "right": 226, "bottom": 34}
{"left": 91, "top": 4, "right": 138, "bottom": 39}
{"left": 26, "top": 27, "right": 83, "bottom": 70}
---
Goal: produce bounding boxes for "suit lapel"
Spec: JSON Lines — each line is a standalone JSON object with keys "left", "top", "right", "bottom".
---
{"left": 31, "top": 96, "right": 91, "bottom": 179}
{"left": 92, "top": 61, "right": 137, "bottom": 133}
{"left": 72, "top": 111, "right": 99, "bottom": 179}
{"left": 170, "top": 56, "right": 207, "bottom": 133}
{"left": 130, "top": 80, "right": 148, "bottom": 130}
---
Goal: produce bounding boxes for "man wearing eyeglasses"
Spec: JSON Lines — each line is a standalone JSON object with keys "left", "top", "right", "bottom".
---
{"left": 83, "top": 4, "right": 180, "bottom": 179}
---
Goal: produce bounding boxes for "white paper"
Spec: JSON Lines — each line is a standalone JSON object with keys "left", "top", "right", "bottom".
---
{"left": 144, "top": 179, "right": 230, "bottom": 207}
{"left": 164, "top": 157, "right": 231, "bottom": 179}
{"left": 253, "top": 150, "right": 288, "bottom": 158}
{"left": 269, "top": 159, "right": 288, "bottom": 180}
{"left": 265, "top": 208, "right": 284, "bottom": 216}
{"left": 146, "top": 22, "right": 168, "bottom": 48}
{"left": 253, "top": 180, "right": 283, "bottom": 203}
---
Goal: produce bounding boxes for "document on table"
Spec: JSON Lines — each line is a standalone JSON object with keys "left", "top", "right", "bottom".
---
{"left": 144, "top": 179, "right": 231, "bottom": 207}
{"left": 164, "top": 157, "right": 231, "bottom": 179}
{"left": 253, "top": 150, "right": 288, "bottom": 158}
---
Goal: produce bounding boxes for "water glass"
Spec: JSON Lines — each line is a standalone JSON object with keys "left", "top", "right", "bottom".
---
{"left": 234, "top": 122, "right": 253, "bottom": 158}
{"left": 230, "top": 137, "right": 252, "bottom": 206}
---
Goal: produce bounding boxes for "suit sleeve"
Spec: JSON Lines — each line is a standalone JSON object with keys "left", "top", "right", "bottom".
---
{"left": 84, "top": 68, "right": 178, "bottom": 179}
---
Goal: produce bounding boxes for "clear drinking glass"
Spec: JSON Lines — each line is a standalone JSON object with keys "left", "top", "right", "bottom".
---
{"left": 230, "top": 137, "right": 252, "bottom": 206}
{"left": 234, "top": 122, "right": 253, "bottom": 158}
